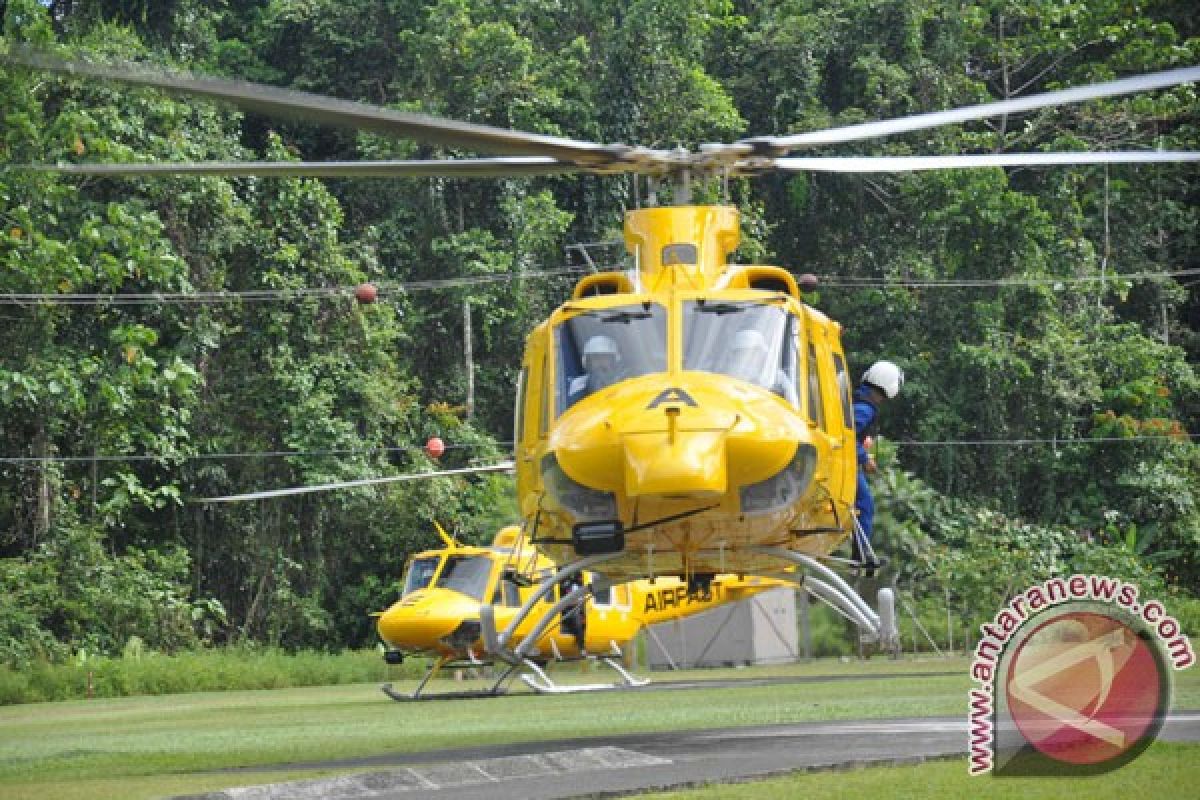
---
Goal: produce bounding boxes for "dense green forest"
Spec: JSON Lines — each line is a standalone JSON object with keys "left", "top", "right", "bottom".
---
{"left": 1, "top": 0, "right": 1197, "bottom": 667}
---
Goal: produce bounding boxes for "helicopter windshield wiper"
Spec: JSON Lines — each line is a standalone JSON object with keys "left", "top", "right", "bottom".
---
{"left": 694, "top": 297, "right": 787, "bottom": 315}
{"left": 694, "top": 302, "right": 748, "bottom": 315}
{"left": 567, "top": 307, "right": 655, "bottom": 324}
{"left": 598, "top": 309, "right": 653, "bottom": 324}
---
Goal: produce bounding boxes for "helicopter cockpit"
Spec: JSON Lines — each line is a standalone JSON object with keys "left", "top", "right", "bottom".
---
{"left": 553, "top": 296, "right": 801, "bottom": 412}
{"left": 400, "top": 553, "right": 494, "bottom": 601}
{"left": 683, "top": 298, "right": 799, "bottom": 404}
{"left": 401, "top": 555, "right": 439, "bottom": 597}
{"left": 556, "top": 302, "right": 668, "bottom": 411}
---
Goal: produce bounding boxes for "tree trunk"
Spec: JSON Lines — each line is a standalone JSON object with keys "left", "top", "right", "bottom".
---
{"left": 34, "top": 423, "right": 52, "bottom": 545}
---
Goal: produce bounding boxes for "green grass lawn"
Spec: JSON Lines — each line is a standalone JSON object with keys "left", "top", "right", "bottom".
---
{"left": 0, "top": 656, "right": 1195, "bottom": 800}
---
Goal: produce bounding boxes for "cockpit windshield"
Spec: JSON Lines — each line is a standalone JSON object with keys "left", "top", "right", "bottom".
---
{"left": 432, "top": 555, "right": 493, "bottom": 601}
{"left": 683, "top": 300, "right": 799, "bottom": 404}
{"left": 556, "top": 302, "right": 667, "bottom": 413}
{"left": 402, "top": 556, "right": 440, "bottom": 597}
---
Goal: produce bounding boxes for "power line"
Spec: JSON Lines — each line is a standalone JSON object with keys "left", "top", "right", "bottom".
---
{"left": 894, "top": 433, "right": 1196, "bottom": 447}
{"left": 818, "top": 268, "right": 1200, "bottom": 288}
{"left": 0, "top": 266, "right": 592, "bottom": 306}
{"left": 0, "top": 434, "right": 1189, "bottom": 465}
{"left": 2, "top": 266, "right": 1194, "bottom": 306}
{"left": 0, "top": 441, "right": 514, "bottom": 465}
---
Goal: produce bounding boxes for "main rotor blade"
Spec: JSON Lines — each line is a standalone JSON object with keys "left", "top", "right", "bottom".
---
{"left": 773, "top": 151, "right": 1200, "bottom": 172}
{"left": 195, "top": 461, "right": 515, "bottom": 504}
{"left": 3, "top": 47, "right": 622, "bottom": 166}
{"left": 12, "top": 157, "right": 584, "bottom": 178}
{"left": 745, "top": 66, "right": 1200, "bottom": 154}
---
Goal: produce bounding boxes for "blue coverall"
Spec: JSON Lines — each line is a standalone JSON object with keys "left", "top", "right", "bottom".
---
{"left": 852, "top": 384, "right": 879, "bottom": 543}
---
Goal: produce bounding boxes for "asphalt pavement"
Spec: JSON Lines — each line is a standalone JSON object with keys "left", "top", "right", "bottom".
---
{"left": 180, "top": 710, "right": 1200, "bottom": 800}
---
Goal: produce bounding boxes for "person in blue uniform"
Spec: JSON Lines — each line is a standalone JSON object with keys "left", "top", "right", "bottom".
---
{"left": 853, "top": 361, "right": 904, "bottom": 567}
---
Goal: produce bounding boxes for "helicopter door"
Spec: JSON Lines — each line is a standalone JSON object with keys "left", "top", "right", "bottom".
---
{"left": 588, "top": 582, "right": 631, "bottom": 611}
{"left": 515, "top": 334, "right": 552, "bottom": 511}
{"left": 807, "top": 323, "right": 850, "bottom": 504}
{"left": 491, "top": 576, "right": 521, "bottom": 607}
{"left": 514, "top": 364, "right": 531, "bottom": 496}
{"left": 801, "top": 319, "right": 843, "bottom": 507}
{"left": 831, "top": 349, "right": 858, "bottom": 506}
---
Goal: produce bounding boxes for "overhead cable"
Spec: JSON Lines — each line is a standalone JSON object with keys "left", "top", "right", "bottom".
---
{"left": 818, "top": 268, "right": 1200, "bottom": 288}
{"left": 0, "top": 266, "right": 592, "bottom": 306}
{"left": 0, "top": 434, "right": 1190, "bottom": 465}
{"left": 0, "top": 440, "right": 514, "bottom": 465}
{"left": 894, "top": 433, "right": 1195, "bottom": 447}
{"left": 3, "top": 266, "right": 1194, "bottom": 306}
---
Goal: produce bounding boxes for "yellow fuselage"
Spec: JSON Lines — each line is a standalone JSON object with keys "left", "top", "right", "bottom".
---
{"left": 513, "top": 205, "right": 859, "bottom": 580}
{"left": 376, "top": 531, "right": 784, "bottom": 661}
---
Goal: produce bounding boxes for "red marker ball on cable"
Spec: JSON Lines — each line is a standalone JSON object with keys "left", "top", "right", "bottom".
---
{"left": 354, "top": 282, "right": 378, "bottom": 304}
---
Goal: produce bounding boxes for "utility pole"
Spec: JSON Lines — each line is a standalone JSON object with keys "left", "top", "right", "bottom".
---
{"left": 463, "top": 298, "right": 475, "bottom": 420}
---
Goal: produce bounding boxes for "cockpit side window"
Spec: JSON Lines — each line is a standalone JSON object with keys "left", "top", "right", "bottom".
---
{"left": 833, "top": 352, "right": 855, "bottom": 431}
{"left": 514, "top": 367, "right": 528, "bottom": 444}
{"left": 807, "top": 343, "right": 826, "bottom": 430}
{"left": 402, "top": 556, "right": 440, "bottom": 597}
{"left": 538, "top": 349, "right": 550, "bottom": 438}
{"left": 555, "top": 303, "right": 667, "bottom": 413}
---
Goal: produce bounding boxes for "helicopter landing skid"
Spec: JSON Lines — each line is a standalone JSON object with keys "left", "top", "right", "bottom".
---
{"left": 849, "top": 516, "right": 886, "bottom": 578}
{"left": 380, "top": 654, "right": 525, "bottom": 701}
{"left": 380, "top": 682, "right": 508, "bottom": 702}
{"left": 478, "top": 551, "right": 622, "bottom": 666}
{"left": 477, "top": 551, "right": 652, "bottom": 692}
{"left": 752, "top": 545, "right": 900, "bottom": 657}
{"left": 519, "top": 645, "right": 649, "bottom": 695}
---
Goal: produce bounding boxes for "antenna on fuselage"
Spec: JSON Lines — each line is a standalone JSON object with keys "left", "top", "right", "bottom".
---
{"left": 433, "top": 520, "right": 458, "bottom": 548}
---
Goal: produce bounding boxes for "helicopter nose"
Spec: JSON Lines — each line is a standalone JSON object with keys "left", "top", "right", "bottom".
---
{"left": 552, "top": 375, "right": 809, "bottom": 501}
{"left": 375, "top": 589, "right": 480, "bottom": 651}
{"left": 622, "top": 419, "right": 728, "bottom": 496}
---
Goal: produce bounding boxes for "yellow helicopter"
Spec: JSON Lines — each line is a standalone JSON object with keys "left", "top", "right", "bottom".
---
{"left": 5, "top": 48, "right": 1197, "bottom": 670}
{"left": 375, "top": 522, "right": 786, "bottom": 699}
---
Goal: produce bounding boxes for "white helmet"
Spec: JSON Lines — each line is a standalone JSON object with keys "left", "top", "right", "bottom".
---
{"left": 583, "top": 335, "right": 619, "bottom": 363}
{"left": 582, "top": 335, "right": 621, "bottom": 391}
{"left": 862, "top": 361, "right": 904, "bottom": 399}
{"left": 732, "top": 329, "right": 767, "bottom": 354}
{"left": 728, "top": 329, "right": 769, "bottom": 384}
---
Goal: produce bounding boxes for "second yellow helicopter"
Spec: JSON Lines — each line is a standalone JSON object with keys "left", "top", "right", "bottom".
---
{"left": 376, "top": 523, "right": 785, "bottom": 699}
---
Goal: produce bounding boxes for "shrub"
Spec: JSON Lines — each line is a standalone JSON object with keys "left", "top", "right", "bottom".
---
{"left": 0, "top": 646, "right": 422, "bottom": 705}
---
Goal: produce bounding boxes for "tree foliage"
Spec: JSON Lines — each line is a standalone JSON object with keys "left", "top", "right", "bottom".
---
{"left": 0, "top": 0, "right": 1196, "bottom": 663}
